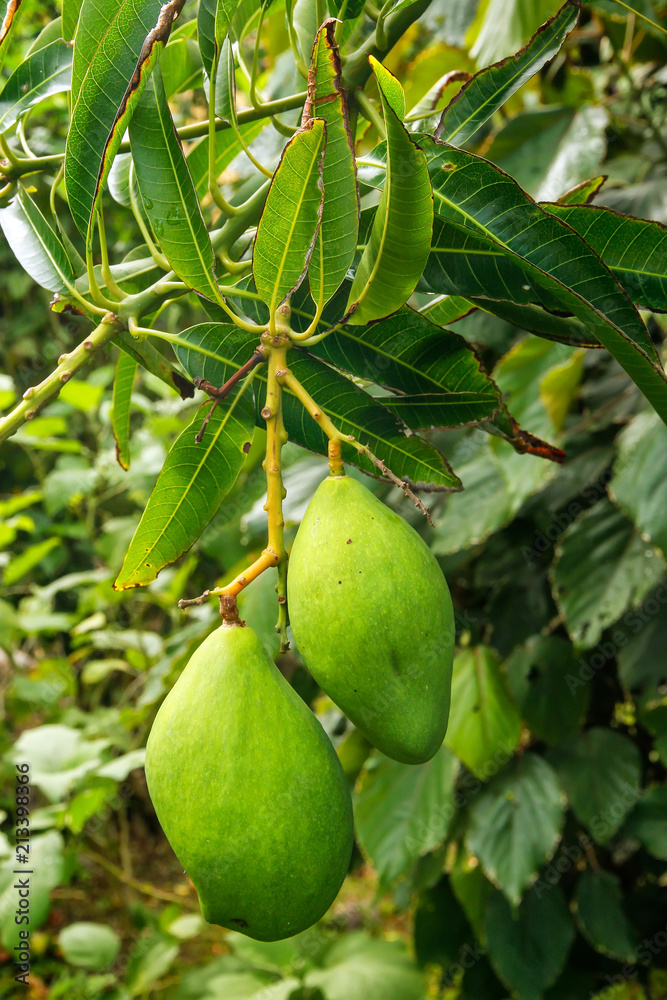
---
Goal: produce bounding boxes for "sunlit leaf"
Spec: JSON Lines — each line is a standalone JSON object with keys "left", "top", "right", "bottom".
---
{"left": 0, "top": 37, "right": 72, "bottom": 133}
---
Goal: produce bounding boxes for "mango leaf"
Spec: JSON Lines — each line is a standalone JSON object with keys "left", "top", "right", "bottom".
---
{"left": 420, "top": 294, "right": 474, "bottom": 326}
{"left": 62, "top": 0, "right": 83, "bottom": 40}
{"left": 557, "top": 175, "right": 606, "bottom": 205}
{"left": 551, "top": 498, "right": 665, "bottom": 649}
{"left": 65, "top": 0, "right": 185, "bottom": 238}
{"left": 304, "top": 21, "right": 359, "bottom": 308}
{"left": 253, "top": 118, "right": 326, "bottom": 318}
{"left": 198, "top": 0, "right": 239, "bottom": 77}
{"left": 173, "top": 323, "right": 461, "bottom": 490}
{"left": 444, "top": 646, "right": 522, "bottom": 778}
{"left": 308, "top": 309, "right": 501, "bottom": 429}
{"left": 546, "top": 729, "right": 642, "bottom": 844}
{"left": 213, "top": 33, "right": 236, "bottom": 121}
{"left": 609, "top": 410, "right": 667, "bottom": 558}
{"left": 129, "top": 66, "right": 221, "bottom": 302}
{"left": 354, "top": 746, "right": 459, "bottom": 887}
{"left": 160, "top": 34, "right": 203, "bottom": 97}
{"left": 485, "top": 888, "right": 575, "bottom": 999}
{"left": 468, "top": 0, "right": 565, "bottom": 65}
{"left": 346, "top": 58, "right": 433, "bottom": 325}
{"left": 114, "top": 387, "right": 254, "bottom": 590}
{"left": 0, "top": 37, "right": 72, "bottom": 133}
{"left": 111, "top": 352, "right": 137, "bottom": 471}
{"left": 544, "top": 203, "right": 667, "bottom": 312}
{"left": 0, "top": 0, "right": 23, "bottom": 58}
{"left": 0, "top": 185, "right": 75, "bottom": 294}
{"left": 466, "top": 753, "right": 565, "bottom": 905}
{"left": 422, "top": 139, "right": 667, "bottom": 424}
{"left": 573, "top": 869, "right": 638, "bottom": 962}
{"left": 436, "top": 0, "right": 579, "bottom": 147}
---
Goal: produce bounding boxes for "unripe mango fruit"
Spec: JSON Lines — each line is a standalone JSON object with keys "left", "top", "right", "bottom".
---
{"left": 288, "top": 475, "right": 454, "bottom": 764}
{"left": 145, "top": 622, "right": 353, "bottom": 941}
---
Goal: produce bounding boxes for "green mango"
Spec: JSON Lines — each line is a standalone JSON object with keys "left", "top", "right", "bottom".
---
{"left": 288, "top": 475, "right": 454, "bottom": 764}
{"left": 145, "top": 621, "right": 354, "bottom": 941}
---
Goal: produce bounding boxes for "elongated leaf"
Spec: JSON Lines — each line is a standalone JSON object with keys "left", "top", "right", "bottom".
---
{"left": 173, "top": 323, "right": 461, "bottom": 490}
{"left": 62, "top": 0, "right": 83, "bottom": 41}
{"left": 466, "top": 754, "right": 565, "bottom": 905}
{"left": 112, "top": 352, "right": 137, "bottom": 470}
{"left": 65, "top": 0, "right": 185, "bottom": 238}
{"left": 423, "top": 139, "right": 667, "bottom": 423}
{"left": 160, "top": 34, "right": 203, "bottom": 97}
{"left": 129, "top": 67, "right": 221, "bottom": 302}
{"left": 544, "top": 203, "right": 667, "bottom": 312}
{"left": 198, "top": 0, "right": 239, "bottom": 77}
{"left": 114, "top": 387, "right": 254, "bottom": 590}
{"left": 436, "top": 0, "right": 579, "bottom": 147}
{"left": 0, "top": 37, "right": 72, "bottom": 133}
{"left": 213, "top": 33, "right": 236, "bottom": 121}
{"left": 0, "top": 0, "right": 22, "bottom": 57}
{"left": 557, "top": 174, "right": 606, "bottom": 205}
{"left": 0, "top": 186, "right": 75, "bottom": 294}
{"left": 253, "top": 118, "right": 326, "bottom": 317}
{"left": 309, "top": 308, "right": 501, "bottom": 428}
{"left": 113, "top": 330, "right": 195, "bottom": 398}
{"left": 346, "top": 59, "right": 433, "bottom": 325}
{"left": 420, "top": 294, "right": 474, "bottom": 326}
{"left": 304, "top": 21, "right": 359, "bottom": 307}
{"left": 186, "top": 118, "right": 267, "bottom": 198}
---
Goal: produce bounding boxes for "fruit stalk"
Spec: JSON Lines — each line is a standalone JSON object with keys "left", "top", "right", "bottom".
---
{"left": 277, "top": 368, "right": 352, "bottom": 476}
{"left": 262, "top": 334, "right": 290, "bottom": 650}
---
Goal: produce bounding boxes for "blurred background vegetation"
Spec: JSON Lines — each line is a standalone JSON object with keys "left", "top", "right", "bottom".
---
{"left": 1, "top": 0, "right": 667, "bottom": 997}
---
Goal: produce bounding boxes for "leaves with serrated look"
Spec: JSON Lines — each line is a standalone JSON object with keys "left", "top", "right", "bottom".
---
{"left": 114, "top": 387, "right": 254, "bottom": 590}
{"left": 304, "top": 20, "right": 359, "bottom": 308}
{"left": 65, "top": 0, "right": 185, "bottom": 239}
{"left": 346, "top": 58, "right": 433, "bottom": 325}
{"left": 129, "top": 66, "right": 220, "bottom": 302}
{"left": 253, "top": 118, "right": 326, "bottom": 319}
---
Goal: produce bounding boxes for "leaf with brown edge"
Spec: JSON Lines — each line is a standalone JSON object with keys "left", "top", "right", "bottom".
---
{"left": 0, "top": 0, "right": 22, "bottom": 54}
{"left": 65, "top": 0, "right": 186, "bottom": 240}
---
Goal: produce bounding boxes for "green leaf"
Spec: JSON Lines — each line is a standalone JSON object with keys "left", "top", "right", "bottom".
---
{"left": 0, "top": 37, "right": 72, "bottom": 133}
{"left": 546, "top": 728, "right": 642, "bottom": 844}
{"left": 623, "top": 786, "right": 667, "bottom": 861}
{"left": 545, "top": 203, "right": 667, "bottom": 312}
{"left": 420, "top": 294, "right": 474, "bottom": 326}
{"left": 3, "top": 537, "right": 62, "bottom": 585}
{"left": 504, "top": 635, "right": 591, "bottom": 745}
{"left": 111, "top": 351, "right": 137, "bottom": 471}
{"left": 573, "top": 869, "right": 638, "bottom": 962}
{"left": 551, "top": 498, "right": 665, "bottom": 649}
{"left": 0, "top": 0, "right": 24, "bottom": 59}
{"left": 609, "top": 410, "right": 667, "bottom": 558}
{"left": 468, "top": 0, "right": 565, "bottom": 66}
{"left": 354, "top": 746, "right": 459, "bottom": 886}
{"left": 413, "top": 878, "right": 472, "bottom": 969}
{"left": 466, "top": 754, "right": 565, "bottom": 905}
{"left": 485, "top": 887, "right": 575, "bottom": 1000}
{"left": 308, "top": 308, "right": 502, "bottom": 429}
{"left": 450, "top": 849, "right": 493, "bottom": 944}
{"left": 346, "top": 59, "right": 433, "bottom": 325}
{"left": 9, "top": 724, "right": 110, "bottom": 800}
{"left": 557, "top": 174, "right": 607, "bottom": 205}
{"left": 253, "top": 118, "right": 325, "bottom": 318}
{"left": 114, "top": 329, "right": 195, "bottom": 398}
{"left": 174, "top": 323, "right": 461, "bottom": 489}
{"left": 305, "top": 933, "right": 425, "bottom": 1000}
{"left": 0, "top": 185, "right": 75, "bottom": 294}
{"left": 305, "top": 21, "right": 359, "bottom": 307}
{"left": 129, "top": 66, "right": 222, "bottom": 302}
{"left": 437, "top": 0, "right": 579, "bottom": 147}
{"left": 422, "top": 139, "right": 667, "bottom": 424}
{"left": 114, "top": 388, "right": 254, "bottom": 590}
{"left": 65, "top": 0, "right": 184, "bottom": 238}
{"left": 616, "top": 593, "right": 667, "bottom": 735}
{"left": 0, "top": 831, "right": 64, "bottom": 950}
{"left": 444, "top": 646, "right": 522, "bottom": 778}
{"left": 160, "top": 34, "right": 203, "bottom": 97}
{"left": 198, "top": 0, "right": 239, "bottom": 77}
{"left": 62, "top": 0, "right": 83, "bottom": 41}
{"left": 59, "top": 923, "right": 121, "bottom": 970}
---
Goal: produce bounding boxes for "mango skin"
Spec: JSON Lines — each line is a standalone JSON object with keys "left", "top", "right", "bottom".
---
{"left": 287, "top": 476, "right": 454, "bottom": 764}
{"left": 145, "top": 623, "right": 353, "bottom": 941}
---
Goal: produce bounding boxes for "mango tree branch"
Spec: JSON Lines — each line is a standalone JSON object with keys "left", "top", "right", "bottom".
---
{"left": 193, "top": 346, "right": 267, "bottom": 444}
{"left": 341, "top": 0, "right": 434, "bottom": 91}
{"left": 0, "top": 313, "right": 122, "bottom": 444}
